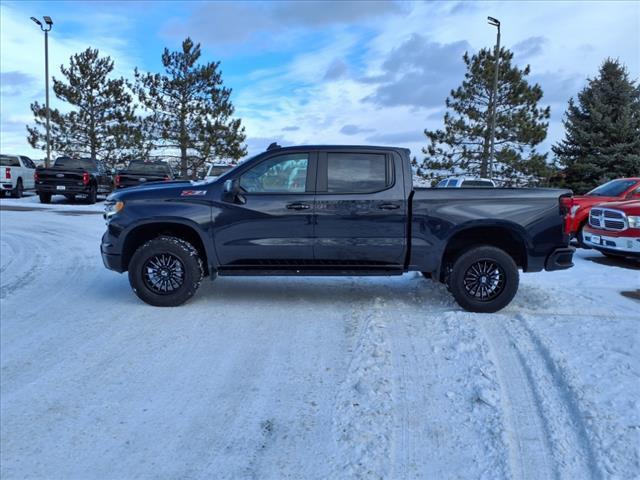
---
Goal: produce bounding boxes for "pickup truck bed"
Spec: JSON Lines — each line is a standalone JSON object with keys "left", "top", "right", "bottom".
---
{"left": 101, "top": 144, "right": 574, "bottom": 313}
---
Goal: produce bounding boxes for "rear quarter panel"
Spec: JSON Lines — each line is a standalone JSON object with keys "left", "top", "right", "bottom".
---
{"left": 409, "top": 188, "right": 571, "bottom": 273}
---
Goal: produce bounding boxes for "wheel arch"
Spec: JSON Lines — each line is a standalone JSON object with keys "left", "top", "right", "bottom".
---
{"left": 121, "top": 219, "right": 214, "bottom": 276}
{"left": 438, "top": 222, "right": 529, "bottom": 282}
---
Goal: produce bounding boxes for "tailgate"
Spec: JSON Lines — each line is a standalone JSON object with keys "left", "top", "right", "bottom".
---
{"left": 37, "top": 168, "right": 86, "bottom": 186}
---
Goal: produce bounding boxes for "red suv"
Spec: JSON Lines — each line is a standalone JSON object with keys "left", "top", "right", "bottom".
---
{"left": 583, "top": 200, "right": 640, "bottom": 259}
{"left": 566, "top": 178, "right": 640, "bottom": 244}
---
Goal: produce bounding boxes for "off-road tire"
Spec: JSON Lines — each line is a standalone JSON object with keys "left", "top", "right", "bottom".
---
{"left": 12, "top": 179, "right": 23, "bottom": 198}
{"left": 128, "top": 236, "right": 204, "bottom": 307}
{"left": 449, "top": 246, "right": 519, "bottom": 313}
{"left": 87, "top": 184, "right": 97, "bottom": 204}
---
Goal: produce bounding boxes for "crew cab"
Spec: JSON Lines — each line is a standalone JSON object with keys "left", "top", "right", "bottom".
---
{"left": 583, "top": 200, "right": 640, "bottom": 259}
{"left": 101, "top": 145, "right": 575, "bottom": 313}
{"left": 566, "top": 178, "right": 640, "bottom": 245}
{"left": 35, "top": 156, "right": 112, "bottom": 204}
{"left": 1, "top": 154, "right": 36, "bottom": 198}
{"left": 115, "top": 161, "right": 174, "bottom": 189}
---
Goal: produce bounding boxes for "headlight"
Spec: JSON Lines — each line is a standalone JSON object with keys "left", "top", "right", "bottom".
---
{"left": 104, "top": 200, "right": 124, "bottom": 220}
{"left": 628, "top": 215, "right": 640, "bottom": 229}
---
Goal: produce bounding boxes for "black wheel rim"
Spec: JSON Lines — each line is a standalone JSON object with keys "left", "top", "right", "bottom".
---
{"left": 463, "top": 259, "right": 505, "bottom": 302}
{"left": 142, "top": 253, "right": 185, "bottom": 294}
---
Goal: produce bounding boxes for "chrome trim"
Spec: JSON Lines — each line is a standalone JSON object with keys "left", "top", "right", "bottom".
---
{"left": 589, "top": 207, "right": 628, "bottom": 231}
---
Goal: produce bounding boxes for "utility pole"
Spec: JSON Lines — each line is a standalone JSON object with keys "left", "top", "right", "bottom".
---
{"left": 487, "top": 16, "right": 500, "bottom": 180}
{"left": 31, "top": 16, "right": 54, "bottom": 167}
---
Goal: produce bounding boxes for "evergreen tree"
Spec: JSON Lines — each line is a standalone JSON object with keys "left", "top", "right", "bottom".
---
{"left": 553, "top": 59, "right": 640, "bottom": 193}
{"left": 134, "top": 38, "right": 246, "bottom": 178}
{"left": 423, "top": 48, "right": 551, "bottom": 186}
{"left": 27, "top": 48, "right": 139, "bottom": 168}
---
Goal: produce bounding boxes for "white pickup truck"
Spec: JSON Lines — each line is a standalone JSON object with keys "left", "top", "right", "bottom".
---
{"left": 1, "top": 154, "right": 37, "bottom": 198}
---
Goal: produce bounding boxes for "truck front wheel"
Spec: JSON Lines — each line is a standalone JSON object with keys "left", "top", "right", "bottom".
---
{"left": 448, "top": 246, "right": 519, "bottom": 313}
{"left": 128, "top": 236, "right": 204, "bottom": 307}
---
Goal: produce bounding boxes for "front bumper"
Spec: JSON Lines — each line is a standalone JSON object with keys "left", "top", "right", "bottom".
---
{"left": 583, "top": 230, "right": 640, "bottom": 257}
{"left": 101, "top": 231, "right": 125, "bottom": 272}
{"left": 545, "top": 247, "right": 575, "bottom": 271}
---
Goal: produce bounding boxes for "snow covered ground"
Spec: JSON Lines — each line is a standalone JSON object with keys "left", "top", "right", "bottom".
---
{"left": 1, "top": 197, "right": 638, "bottom": 479}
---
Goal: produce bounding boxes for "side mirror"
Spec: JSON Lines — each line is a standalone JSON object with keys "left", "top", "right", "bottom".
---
{"left": 223, "top": 178, "right": 245, "bottom": 204}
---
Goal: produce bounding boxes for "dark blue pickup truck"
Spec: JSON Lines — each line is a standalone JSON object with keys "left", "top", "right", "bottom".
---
{"left": 101, "top": 145, "right": 574, "bottom": 312}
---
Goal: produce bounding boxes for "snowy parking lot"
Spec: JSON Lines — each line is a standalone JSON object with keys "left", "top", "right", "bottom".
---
{"left": 1, "top": 196, "right": 638, "bottom": 479}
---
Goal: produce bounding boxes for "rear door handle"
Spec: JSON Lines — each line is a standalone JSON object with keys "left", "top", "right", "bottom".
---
{"left": 286, "top": 202, "right": 311, "bottom": 210}
{"left": 378, "top": 203, "right": 400, "bottom": 210}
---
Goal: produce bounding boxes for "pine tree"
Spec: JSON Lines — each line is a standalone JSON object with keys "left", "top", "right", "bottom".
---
{"left": 27, "top": 48, "right": 139, "bottom": 168}
{"left": 134, "top": 38, "right": 246, "bottom": 178}
{"left": 423, "top": 48, "right": 551, "bottom": 186}
{"left": 553, "top": 59, "right": 640, "bottom": 194}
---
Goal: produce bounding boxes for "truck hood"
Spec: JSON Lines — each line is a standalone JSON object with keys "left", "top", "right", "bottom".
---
{"left": 107, "top": 179, "right": 202, "bottom": 201}
{"left": 591, "top": 199, "right": 640, "bottom": 215}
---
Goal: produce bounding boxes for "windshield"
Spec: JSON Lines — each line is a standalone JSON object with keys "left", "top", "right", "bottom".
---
{"left": 54, "top": 157, "right": 96, "bottom": 169}
{"left": 587, "top": 179, "right": 637, "bottom": 197}
{"left": 127, "top": 162, "right": 170, "bottom": 175}
{"left": 0, "top": 155, "right": 20, "bottom": 167}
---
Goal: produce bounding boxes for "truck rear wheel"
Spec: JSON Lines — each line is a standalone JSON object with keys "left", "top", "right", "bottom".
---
{"left": 128, "top": 236, "right": 204, "bottom": 307}
{"left": 448, "top": 246, "right": 519, "bottom": 313}
{"left": 12, "top": 179, "right": 23, "bottom": 198}
{"left": 38, "top": 192, "right": 51, "bottom": 204}
{"left": 87, "top": 184, "right": 97, "bottom": 204}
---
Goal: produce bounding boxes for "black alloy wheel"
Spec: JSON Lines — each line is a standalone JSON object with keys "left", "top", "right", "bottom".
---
{"left": 142, "top": 253, "right": 185, "bottom": 294}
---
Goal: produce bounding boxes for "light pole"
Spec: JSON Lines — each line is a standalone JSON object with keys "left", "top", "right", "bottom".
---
{"left": 487, "top": 16, "right": 500, "bottom": 180}
{"left": 31, "top": 15, "right": 53, "bottom": 168}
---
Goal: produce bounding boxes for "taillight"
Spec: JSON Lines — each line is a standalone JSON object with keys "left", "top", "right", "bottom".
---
{"left": 115, "top": 175, "right": 121, "bottom": 187}
{"left": 560, "top": 195, "right": 574, "bottom": 235}
{"left": 5, "top": 167, "right": 11, "bottom": 179}
{"left": 34, "top": 170, "right": 39, "bottom": 182}
{"left": 82, "top": 172, "right": 90, "bottom": 186}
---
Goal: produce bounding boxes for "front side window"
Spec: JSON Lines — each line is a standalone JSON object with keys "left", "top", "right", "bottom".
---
{"left": 326, "top": 153, "right": 391, "bottom": 193}
{"left": 446, "top": 179, "right": 458, "bottom": 187}
{"left": 240, "top": 153, "right": 308, "bottom": 193}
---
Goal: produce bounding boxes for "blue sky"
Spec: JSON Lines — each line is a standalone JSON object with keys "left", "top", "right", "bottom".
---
{"left": 1, "top": 0, "right": 639, "bottom": 160}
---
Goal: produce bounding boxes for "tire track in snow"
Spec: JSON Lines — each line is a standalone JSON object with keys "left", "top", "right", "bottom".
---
{"left": 481, "top": 315, "right": 602, "bottom": 480}
{"left": 332, "top": 296, "right": 394, "bottom": 479}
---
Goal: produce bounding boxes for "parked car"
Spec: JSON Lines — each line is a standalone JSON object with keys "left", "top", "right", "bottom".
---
{"left": 566, "top": 178, "right": 640, "bottom": 245}
{"left": 0, "top": 154, "right": 36, "bottom": 198}
{"left": 115, "top": 161, "right": 175, "bottom": 189}
{"left": 101, "top": 144, "right": 575, "bottom": 313}
{"left": 583, "top": 200, "right": 639, "bottom": 259}
{"left": 435, "top": 177, "right": 496, "bottom": 188}
{"left": 204, "top": 163, "right": 234, "bottom": 181}
{"left": 35, "top": 156, "right": 112, "bottom": 204}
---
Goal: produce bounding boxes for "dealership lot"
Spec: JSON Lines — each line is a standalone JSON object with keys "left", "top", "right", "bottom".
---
{"left": 1, "top": 197, "right": 638, "bottom": 479}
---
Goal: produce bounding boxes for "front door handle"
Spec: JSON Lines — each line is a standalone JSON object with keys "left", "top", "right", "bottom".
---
{"left": 286, "top": 202, "right": 311, "bottom": 210}
{"left": 378, "top": 203, "right": 400, "bottom": 210}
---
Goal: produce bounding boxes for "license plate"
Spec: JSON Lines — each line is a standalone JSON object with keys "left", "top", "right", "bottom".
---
{"left": 56, "top": 185, "right": 66, "bottom": 191}
{"left": 590, "top": 235, "right": 601, "bottom": 244}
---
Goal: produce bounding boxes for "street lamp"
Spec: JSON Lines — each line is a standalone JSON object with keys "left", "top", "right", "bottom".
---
{"left": 487, "top": 16, "right": 500, "bottom": 180}
{"left": 31, "top": 15, "right": 53, "bottom": 168}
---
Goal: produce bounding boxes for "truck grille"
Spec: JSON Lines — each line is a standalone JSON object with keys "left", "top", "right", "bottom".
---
{"left": 589, "top": 208, "right": 627, "bottom": 231}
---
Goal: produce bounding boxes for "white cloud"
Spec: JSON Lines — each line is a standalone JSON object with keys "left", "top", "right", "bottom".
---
{"left": 0, "top": 3, "right": 140, "bottom": 158}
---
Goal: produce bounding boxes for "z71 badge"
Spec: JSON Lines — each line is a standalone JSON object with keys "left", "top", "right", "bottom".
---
{"left": 180, "top": 190, "right": 207, "bottom": 196}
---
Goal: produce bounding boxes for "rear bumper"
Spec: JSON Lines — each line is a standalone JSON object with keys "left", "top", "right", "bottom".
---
{"left": 545, "top": 247, "right": 575, "bottom": 271}
{"left": 583, "top": 230, "right": 640, "bottom": 257}
{"left": 1, "top": 182, "right": 15, "bottom": 191}
{"left": 37, "top": 184, "right": 90, "bottom": 195}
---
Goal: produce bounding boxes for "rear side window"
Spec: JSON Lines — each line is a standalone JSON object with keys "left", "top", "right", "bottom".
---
{"left": 461, "top": 180, "right": 494, "bottom": 187}
{"left": 0, "top": 155, "right": 20, "bottom": 167}
{"left": 326, "top": 153, "right": 392, "bottom": 193}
